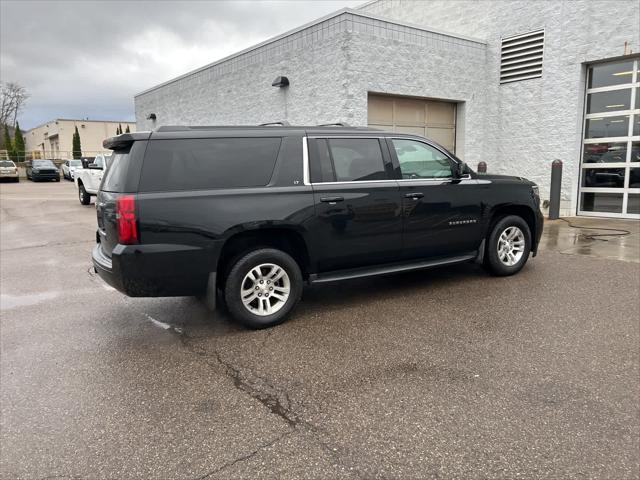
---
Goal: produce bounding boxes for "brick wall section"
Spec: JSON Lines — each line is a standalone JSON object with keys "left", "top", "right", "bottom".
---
{"left": 134, "top": 12, "right": 485, "bottom": 131}
{"left": 135, "top": 29, "right": 351, "bottom": 129}
{"left": 342, "top": 30, "right": 487, "bottom": 164}
{"left": 360, "top": 0, "right": 640, "bottom": 213}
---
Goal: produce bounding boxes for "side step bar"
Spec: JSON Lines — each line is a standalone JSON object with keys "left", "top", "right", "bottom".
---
{"left": 309, "top": 253, "right": 476, "bottom": 285}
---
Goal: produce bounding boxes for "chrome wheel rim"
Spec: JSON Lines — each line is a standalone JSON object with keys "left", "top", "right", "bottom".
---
{"left": 497, "top": 226, "right": 525, "bottom": 266}
{"left": 241, "top": 263, "right": 290, "bottom": 316}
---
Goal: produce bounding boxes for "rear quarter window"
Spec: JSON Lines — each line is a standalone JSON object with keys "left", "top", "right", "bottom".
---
{"left": 101, "top": 151, "right": 129, "bottom": 192}
{"left": 139, "top": 137, "right": 282, "bottom": 192}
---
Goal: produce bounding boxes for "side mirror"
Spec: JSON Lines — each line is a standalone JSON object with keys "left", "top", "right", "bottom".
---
{"left": 454, "top": 161, "right": 467, "bottom": 178}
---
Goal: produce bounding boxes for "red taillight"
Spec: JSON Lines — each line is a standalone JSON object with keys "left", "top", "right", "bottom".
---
{"left": 116, "top": 195, "right": 138, "bottom": 244}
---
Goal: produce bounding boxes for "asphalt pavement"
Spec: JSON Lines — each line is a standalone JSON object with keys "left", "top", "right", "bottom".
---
{"left": 1, "top": 181, "right": 639, "bottom": 479}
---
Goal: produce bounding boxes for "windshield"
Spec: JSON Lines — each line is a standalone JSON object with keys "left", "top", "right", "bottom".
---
{"left": 69, "top": 160, "right": 82, "bottom": 167}
{"left": 33, "top": 160, "right": 55, "bottom": 167}
{"left": 0, "top": 161, "right": 14, "bottom": 167}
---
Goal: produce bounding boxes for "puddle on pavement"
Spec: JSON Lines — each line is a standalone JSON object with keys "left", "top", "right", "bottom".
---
{"left": 541, "top": 219, "right": 639, "bottom": 263}
{"left": 0, "top": 291, "right": 59, "bottom": 311}
{"left": 143, "top": 313, "right": 184, "bottom": 334}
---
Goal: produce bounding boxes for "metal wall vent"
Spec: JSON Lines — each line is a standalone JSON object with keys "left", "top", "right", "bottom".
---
{"left": 500, "top": 29, "right": 544, "bottom": 84}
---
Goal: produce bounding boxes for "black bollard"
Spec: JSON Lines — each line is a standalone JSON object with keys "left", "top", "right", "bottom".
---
{"left": 549, "top": 159, "right": 563, "bottom": 220}
{"left": 477, "top": 161, "right": 487, "bottom": 174}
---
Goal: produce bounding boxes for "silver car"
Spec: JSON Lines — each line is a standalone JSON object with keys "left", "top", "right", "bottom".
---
{"left": 0, "top": 160, "right": 19, "bottom": 182}
{"left": 62, "top": 159, "right": 83, "bottom": 181}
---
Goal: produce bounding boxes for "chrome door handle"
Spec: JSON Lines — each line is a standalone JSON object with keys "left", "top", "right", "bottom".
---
{"left": 404, "top": 192, "right": 424, "bottom": 200}
{"left": 320, "top": 196, "right": 344, "bottom": 204}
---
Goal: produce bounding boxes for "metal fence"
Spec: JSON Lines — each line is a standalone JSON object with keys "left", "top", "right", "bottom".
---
{"left": 2, "top": 150, "right": 111, "bottom": 162}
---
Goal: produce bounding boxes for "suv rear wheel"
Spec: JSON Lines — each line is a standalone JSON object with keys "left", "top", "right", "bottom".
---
{"left": 485, "top": 215, "right": 531, "bottom": 276}
{"left": 224, "top": 248, "right": 303, "bottom": 329}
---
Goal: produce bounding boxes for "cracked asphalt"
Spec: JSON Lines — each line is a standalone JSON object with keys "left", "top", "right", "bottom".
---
{"left": 1, "top": 181, "right": 639, "bottom": 479}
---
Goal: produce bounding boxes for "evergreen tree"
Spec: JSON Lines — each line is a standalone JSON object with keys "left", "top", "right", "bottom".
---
{"left": 3, "top": 124, "right": 16, "bottom": 161}
{"left": 118, "top": 123, "right": 123, "bottom": 135}
{"left": 13, "top": 121, "right": 25, "bottom": 162}
{"left": 72, "top": 126, "right": 82, "bottom": 159}
{"left": 125, "top": 125, "right": 130, "bottom": 133}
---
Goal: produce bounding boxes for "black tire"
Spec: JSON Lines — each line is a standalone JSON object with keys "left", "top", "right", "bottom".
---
{"left": 224, "top": 248, "right": 303, "bottom": 329}
{"left": 78, "top": 183, "right": 91, "bottom": 205}
{"left": 55, "top": 177, "right": 60, "bottom": 182}
{"left": 484, "top": 215, "right": 531, "bottom": 276}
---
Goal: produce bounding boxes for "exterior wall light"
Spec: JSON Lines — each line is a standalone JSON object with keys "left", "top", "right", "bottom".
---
{"left": 146, "top": 113, "right": 157, "bottom": 120}
{"left": 272, "top": 76, "right": 289, "bottom": 88}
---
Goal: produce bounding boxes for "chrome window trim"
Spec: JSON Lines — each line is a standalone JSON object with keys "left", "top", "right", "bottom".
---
{"left": 302, "top": 136, "right": 310, "bottom": 185}
{"left": 396, "top": 177, "right": 453, "bottom": 183}
{"left": 307, "top": 135, "right": 389, "bottom": 139}
{"left": 310, "top": 180, "right": 398, "bottom": 186}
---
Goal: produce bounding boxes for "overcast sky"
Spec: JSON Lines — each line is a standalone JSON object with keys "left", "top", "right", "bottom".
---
{"left": 1, "top": 0, "right": 363, "bottom": 129}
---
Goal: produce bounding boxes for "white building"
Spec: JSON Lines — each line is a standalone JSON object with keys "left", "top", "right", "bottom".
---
{"left": 135, "top": 0, "right": 640, "bottom": 218}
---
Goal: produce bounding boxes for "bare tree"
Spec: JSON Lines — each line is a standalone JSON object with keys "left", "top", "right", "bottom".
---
{"left": 0, "top": 82, "right": 29, "bottom": 127}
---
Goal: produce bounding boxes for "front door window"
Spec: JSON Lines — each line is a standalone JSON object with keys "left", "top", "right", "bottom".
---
{"left": 391, "top": 139, "right": 453, "bottom": 179}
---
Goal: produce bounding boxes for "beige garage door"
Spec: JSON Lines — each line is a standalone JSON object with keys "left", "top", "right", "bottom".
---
{"left": 368, "top": 94, "right": 456, "bottom": 152}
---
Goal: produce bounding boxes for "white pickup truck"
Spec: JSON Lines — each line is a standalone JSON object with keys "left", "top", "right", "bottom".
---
{"left": 75, "top": 153, "right": 111, "bottom": 205}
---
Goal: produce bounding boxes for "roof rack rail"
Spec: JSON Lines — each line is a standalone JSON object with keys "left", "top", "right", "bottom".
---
{"left": 259, "top": 121, "right": 291, "bottom": 126}
{"left": 317, "top": 122, "right": 350, "bottom": 127}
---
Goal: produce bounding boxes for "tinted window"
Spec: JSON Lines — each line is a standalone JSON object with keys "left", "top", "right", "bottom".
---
{"left": 586, "top": 89, "right": 632, "bottom": 114}
{"left": 101, "top": 150, "right": 130, "bottom": 192}
{"left": 583, "top": 143, "right": 627, "bottom": 163}
{"left": 588, "top": 60, "right": 635, "bottom": 88}
{"left": 139, "top": 137, "right": 282, "bottom": 191}
{"left": 309, "top": 139, "right": 336, "bottom": 183}
{"left": 392, "top": 139, "right": 452, "bottom": 179}
{"left": 326, "top": 138, "right": 386, "bottom": 182}
{"left": 585, "top": 116, "right": 630, "bottom": 138}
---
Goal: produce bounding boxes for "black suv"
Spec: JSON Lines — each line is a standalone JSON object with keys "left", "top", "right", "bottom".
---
{"left": 93, "top": 126, "right": 543, "bottom": 328}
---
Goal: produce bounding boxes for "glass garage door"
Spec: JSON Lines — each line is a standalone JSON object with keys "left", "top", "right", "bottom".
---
{"left": 579, "top": 58, "right": 640, "bottom": 218}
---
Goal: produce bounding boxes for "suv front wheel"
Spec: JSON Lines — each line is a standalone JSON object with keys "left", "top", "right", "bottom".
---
{"left": 224, "top": 248, "right": 303, "bottom": 329}
{"left": 485, "top": 215, "right": 532, "bottom": 276}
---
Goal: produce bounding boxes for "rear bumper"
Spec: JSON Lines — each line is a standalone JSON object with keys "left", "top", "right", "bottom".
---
{"left": 0, "top": 172, "right": 19, "bottom": 179}
{"left": 92, "top": 242, "right": 216, "bottom": 297}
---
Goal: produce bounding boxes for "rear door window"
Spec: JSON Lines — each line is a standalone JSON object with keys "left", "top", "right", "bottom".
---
{"left": 310, "top": 138, "right": 387, "bottom": 183}
{"left": 139, "top": 137, "right": 282, "bottom": 192}
{"left": 328, "top": 138, "right": 387, "bottom": 182}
